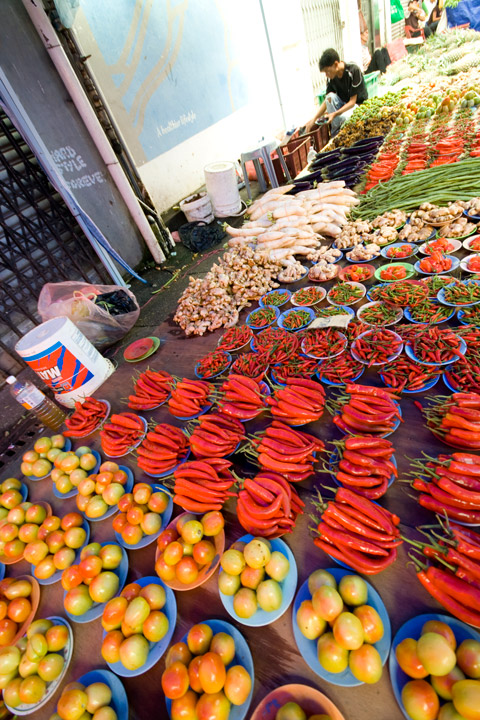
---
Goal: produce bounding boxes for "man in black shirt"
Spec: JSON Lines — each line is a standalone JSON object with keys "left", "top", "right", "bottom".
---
{"left": 305, "top": 48, "right": 368, "bottom": 137}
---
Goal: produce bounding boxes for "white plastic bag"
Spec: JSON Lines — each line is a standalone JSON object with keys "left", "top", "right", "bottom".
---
{"left": 38, "top": 282, "right": 140, "bottom": 349}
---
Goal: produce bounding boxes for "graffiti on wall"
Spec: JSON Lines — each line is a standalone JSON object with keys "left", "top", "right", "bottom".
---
{"left": 76, "top": 0, "right": 249, "bottom": 162}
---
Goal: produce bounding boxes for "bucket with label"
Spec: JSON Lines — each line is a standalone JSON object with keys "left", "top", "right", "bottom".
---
{"left": 179, "top": 191, "right": 214, "bottom": 223}
{"left": 15, "top": 317, "right": 114, "bottom": 408}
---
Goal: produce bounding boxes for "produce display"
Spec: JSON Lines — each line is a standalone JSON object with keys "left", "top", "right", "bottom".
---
{"left": 5, "top": 30, "right": 480, "bottom": 720}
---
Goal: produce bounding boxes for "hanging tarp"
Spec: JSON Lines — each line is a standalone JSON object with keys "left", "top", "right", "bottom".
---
{"left": 446, "top": 0, "right": 480, "bottom": 31}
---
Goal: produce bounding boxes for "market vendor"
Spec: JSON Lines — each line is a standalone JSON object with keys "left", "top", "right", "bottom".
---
{"left": 304, "top": 48, "right": 368, "bottom": 137}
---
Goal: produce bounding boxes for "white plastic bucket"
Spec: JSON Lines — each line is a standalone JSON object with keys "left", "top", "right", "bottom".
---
{"left": 204, "top": 161, "right": 242, "bottom": 217}
{"left": 15, "top": 317, "right": 114, "bottom": 408}
{"left": 179, "top": 191, "right": 214, "bottom": 223}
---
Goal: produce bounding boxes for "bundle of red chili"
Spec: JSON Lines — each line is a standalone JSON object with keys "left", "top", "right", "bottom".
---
{"left": 267, "top": 377, "right": 326, "bottom": 425}
{"left": 64, "top": 397, "right": 109, "bottom": 437}
{"left": 407, "top": 521, "right": 480, "bottom": 627}
{"left": 406, "top": 299, "right": 453, "bottom": 324}
{"left": 136, "top": 423, "right": 188, "bottom": 475}
{"left": 358, "top": 302, "right": 401, "bottom": 326}
{"left": 248, "top": 420, "right": 324, "bottom": 482}
{"left": 312, "top": 487, "right": 401, "bottom": 574}
{"left": 168, "top": 378, "right": 212, "bottom": 418}
{"left": 329, "top": 436, "right": 396, "bottom": 499}
{"left": 444, "top": 359, "right": 480, "bottom": 394}
{"left": 218, "top": 374, "right": 267, "bottom": 421}
{"left": 127, "top": 369, "right": 172, "bottom": 410}
{"left": 317, "top": 354, "right": 363, "bottom": 384}
{"left": 100, "top": 412, "right": 145, "bottom": 456}
{"left": 172, "top": 458, "right": 236, "bottom": 512}
{"left": 292, "top": 287, "right": 325, "bottom": 306}
{"left": 380, "top": 265, "right": 408, "bottom": 282}
{"left": 217, "top": 325, "right": 253, "bottom": 351}
{"left": 352, "top": 329, "right": 402, "bottom": 366}
{"left": 420, "top": 274, "right": 458, "bottom": 297}
{"left": 281, "top": 309, "right": 312, "bottom": 331}
{"left": 260, "top": 289, "right": 290, "bottom": 307}
{"left": 380, "top": 356, "right": 441, "bottom": 392}
{"left": 195, "top": 350, "right": 231, "bottom": 379}
{"left": 395, "top": 322, "right": 428, "bottom": 342}
{"left": 327, "top": 283, "right": 364, "bottom": 306}
{"left": 247, "top": 306, "right": 277, "bottom": 328}
{"left": 230, "top": 352, "right": 269, "bottom": 381}
{"left": 418, "top": 392, "right": 480, "bottom": 449}
{"left": 236, "top": 470, "right": 305, "bottom": 538}
{"left": 329, "top": 383, "right": 402, "bottom": 436}
{"left": 272, "top": 355, "right": 319, "bottom": 382}
{"left": 385, "top": 245, "right": 413, "bottom": 259}
{"left": 423, "top": 237, "right": 456, "bottom": 255}
{"left": 369, "top": 281, "right": 428, "bottom": 307}
{"left": 341, "top": 265, "right": 373, "bottom": 283}
{"left": 443, "top": 281, "right": 480, "bottom": 305}
{"left": 411, "top": 327, "right": 463, "bottom": 363}
{"left": 409, "top": 451, "right": 480, "bottom": 525}
{"left": 419, "top": 251, "right": 452, "bottom": 274}
{"left": 188, "top": 412, "right": 245, "bottom": 458}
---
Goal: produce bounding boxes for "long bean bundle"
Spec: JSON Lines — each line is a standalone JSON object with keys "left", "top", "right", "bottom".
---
{"left": 352, "top": 158, "right": 480, "bottom": 219}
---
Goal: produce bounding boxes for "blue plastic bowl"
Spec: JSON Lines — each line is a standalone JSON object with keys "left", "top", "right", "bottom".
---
{"left": 405, "top": 337, "right": 467, "bottom": 366}
{"left": 53, "top": 449, "right": 101, "bottom": 500}
{"left": 246, "top": 306, "right": 280, "bottom": 330}
{"left": 71, "top": 669, "right": 128, "bottom": 720}
{"left": 389, "top": 613, "right": 480, "bottom": 720}
{"left": 219, "top": 534, "right": 297, "bottom": 627}
{"left": 414, "top": 255, "right": 460, "bottom": 275}
{"left": 27, "top": 437, "right": 72, "bottom": 482}
{"left": 195, "top": 351, "right": 232, "bottom": 380}
{"left": 33, "top": 519, "right": 90, "bottom": 586}
{"left": 380, "top": 243, "right": 418, "bottom": 260}
{"left": 438, "top": 279, "right": 480, "bottom": 307}
{"left": 316, "top": 366, "right": 365, "bottom": 386}
{"left": 292, "top": 568, "right": 391, "bottom": 687}
{"left": 104, "top": 576, "right": 176, "bottom": 677}
{"left": 79, "top": 466, "right": 134, "bottom": 523}
{"left": 259, "top": 289, "right": 291, "bottom": 308}
{"left": 277, "top": 306, "right": 316, "bottom": 332}
{"left": 379, "top": 371, "right": 440, "bottom": 395}
{"left": 404, "top": 302, "right": 455, "bottom": 325}
{"left": 115, "top": 483, "right": 173, "bottom": 550}
{"left": 166, "top": 618, "right": 254, "bottom": 720}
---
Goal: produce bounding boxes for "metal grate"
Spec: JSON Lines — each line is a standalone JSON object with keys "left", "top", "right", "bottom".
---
{"left": 0, "top": 109, "right": 110, "bottom": 374}
{"left": 301, "top": 0, "right": 344, "bottom": 98}
{"left": 392, "top": 0, "right": 409, "bottom": 41}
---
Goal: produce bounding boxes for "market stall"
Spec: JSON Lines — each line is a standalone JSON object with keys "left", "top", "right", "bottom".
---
{"left": 1, "top": 27, "right": 480, "bottom": 720}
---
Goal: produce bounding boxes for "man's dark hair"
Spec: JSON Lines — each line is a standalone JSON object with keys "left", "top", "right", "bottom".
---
{"left": 319, "top": 48, "right": 340, "bottom": 70}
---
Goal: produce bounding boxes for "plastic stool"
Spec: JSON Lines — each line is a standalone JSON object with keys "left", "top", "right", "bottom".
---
{"left": 240, "top": 140, "right": 292, "bottom": 200}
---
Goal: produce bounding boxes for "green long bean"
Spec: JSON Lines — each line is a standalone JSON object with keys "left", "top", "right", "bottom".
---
{"left": 351, "top": 158, "right": 480, "bottom": 219}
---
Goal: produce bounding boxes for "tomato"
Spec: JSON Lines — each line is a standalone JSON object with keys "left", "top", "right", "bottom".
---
{"left": 353, "top": 605, "right": 384, "bottom": 644}
{"left": 332, "top": 612, "right": 364, "bottom": 650}
{"left": 101, "top": 596, "right": 128, "bottom": 631}
{"left": 417, "top": 633, "right": 456, "bottom": 677}
{"left": 451, "top": 679, "right": 480, "bottom": 720}
{"left": 431, "top": 666, "right": 465, "bottom": 701}
{"left": 198, "top": 652, "right": 226, "bottom": 694}
{"left": 395, "top": 638, "right": 428, "bottom": 679}
{"left": 166, "top": 642, "right": 192, "bottom": 669}
{"left": 187, "top": 624, "right": 213, "bottom": 655}
{"left": 171, "top": 689, "right": 198, "bottom": 720}
{"left": 311, "top": 586, "right": 343, "bottom": 622}
{"left": 456, "top": 639, "right": 480, "bottom": 678}
{"left": 175, "top": 557, "right": 199, "bottom": 585}
{"left": 161, "top": 661, "right": 189, "bottom": 700}
{"left": 349, "top": 644, "right": 383, "bottom": 684}
{"left": 210, "top": 633, "right": 235, "bottom": 666}
{"left": 401, "top": 680, "right": 440, "bottom": 720}
{"left": 317, "top": 632, "right": 348, "bottom": 674}
{"left": 196, "top": 691, "right": 230, "bottom": 720}
{"left": 223, "top": 665, "right": 251, "bottom": 705}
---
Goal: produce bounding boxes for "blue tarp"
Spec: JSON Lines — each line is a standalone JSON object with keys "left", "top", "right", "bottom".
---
{"left": 446, "top": 0, "right": 480, "bottom": 32}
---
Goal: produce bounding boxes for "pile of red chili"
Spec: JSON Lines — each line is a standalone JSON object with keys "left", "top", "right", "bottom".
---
{"left": 412, "top": 327, "right": 463, "bottom": 363}
{"left": 100, "top": 412, "right": 145, "bottom": 457}
{"left": 247, "top": 306, "right": 277, "bottom": 328}
{"left": 358, "top": 303, "right": 401, "bottom": 326}
{"left": 64, "top": 397, "right": 109, "bottom": 437}
{"left": 230, "top": 352, "right": 269, "bottom": 381}
{"left": 136, "top": 422, "right": 189, "bottom": 476}
{"left": 292, "top": 286, "right": 325, "bottom": 306}
{"left": 251, "top": 327, "right": 299, "bottom": 364}
{"left": 219, "top": 374, "right": 268, "bottom": 420}
{"left": 267, "top": 377, "right": 325, "bottom": 426}
{"left": 327, "top": 283, "right": 364, "bottom": 305}
{"left": 172, "top": 458, "right": 236, "bottom": 512}
{"left": 217, "top": 325, "right": 252, "bottom": 351}
{"left": 317, "top": 354, "right": 364, "bottom": 384}
{"left": 330, "top": 436, "right": 396, "bottom": 499}
{"left": 237, "top": 470, "right": 305, "bottom": 538}
{"left": 281, "top": 309, "right": 312, "bottom": 331}
{"left": 406, "top": 299, "right": 453, "bottom": 324}
{"left": 380, "top": 356, "right": 441, "bottom": 393}
{"left": 380, "top": 265, "right": 408, "bottom": 282}
{"left": 341, "top": 265, "right": 373, "bottom": 282}
{"left": 168, "top": 378, "right": 212, "bottom": 418}
{"left": 313, "top": 486, "right": 402, "bottom": 575}
{"left": 330, "top": 383, "right": 402, "bottom": 436}
{"left": 195, "top": 350, "right": 232, "bottom": 379}
{"left": 189, "top": 412, "right": 245, "bottom": 458}
{"left": 250, "top": 420, "right": 324, "bottom": 483}
{"left": 420, "top": 391, "right": 480, "bottom": 449}
{"left": 370, "top": 281, "right": 428, "bottom": 307}
{"left": 127, "top": 369, "right": 172, "bottom": 410}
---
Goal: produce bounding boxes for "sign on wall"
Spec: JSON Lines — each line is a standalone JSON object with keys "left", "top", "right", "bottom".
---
{"left": 73, "top": 0, "right": 249, "bottom": 163}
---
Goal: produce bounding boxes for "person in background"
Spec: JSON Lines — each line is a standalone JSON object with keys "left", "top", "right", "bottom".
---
{"left": 405, "top": 0, "right": 432, "bottom": 38}
{"left": 358, "top": 0, "right": 391, "bottom": 74}
{"left": 428, "top": 1, "right": 442, "bottom": 33}
{"left": 304, "top": 48, "right": 368, "bottom": 137}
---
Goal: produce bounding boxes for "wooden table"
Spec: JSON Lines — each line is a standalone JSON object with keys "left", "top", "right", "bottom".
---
{"left": 1, "top": 280, "right": 464, "bottom": 720}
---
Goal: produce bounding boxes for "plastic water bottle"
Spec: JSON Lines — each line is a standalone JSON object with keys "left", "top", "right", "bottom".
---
{"left": 6, "top": 376, "right": 66, "bottom": 430}
{"left": 307, "top": 147, "right": 317, "bottom": 164}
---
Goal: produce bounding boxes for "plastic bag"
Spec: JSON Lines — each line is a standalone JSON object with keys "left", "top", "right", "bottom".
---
{"left": 38, "top": 282, "right": 140, "bottom": 349}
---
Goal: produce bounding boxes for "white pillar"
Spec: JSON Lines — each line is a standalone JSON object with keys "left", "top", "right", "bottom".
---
{"left": 339, "top": 0, "right": 362, "bottom": 67}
